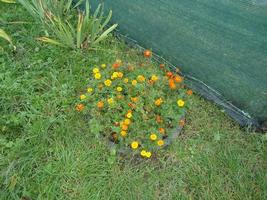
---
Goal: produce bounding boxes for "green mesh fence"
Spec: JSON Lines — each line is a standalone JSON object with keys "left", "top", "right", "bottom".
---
{"left": 90, "top": 0, "right": 267, "bottom": 129}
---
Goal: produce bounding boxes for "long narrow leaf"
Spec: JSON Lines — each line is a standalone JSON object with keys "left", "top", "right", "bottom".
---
{"left": 93, "top": 24, "right": 117, "bottom": 45}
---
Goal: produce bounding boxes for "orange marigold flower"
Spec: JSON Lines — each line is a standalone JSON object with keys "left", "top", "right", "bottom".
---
{"left": 76, "top": 104, "right": 85, "bottom": 112}
{"left": 159, "top": 128, "right": 165, "bottom": 134}
{"left": 166, "top": 72, "right": 173, "bottom": 78}
{"left": 121, "top": 124, "right": 128, "bottom": 131}
{"left": 143, "top": 50, "right": 152, "bottom": 58}
{"left": 174, "top": 75, "right": 183, "bottom": 83}
{"left": 131, "top": 97, "right": 138, "bottom": 103}
{"left": 112, "top": 62, "right": 120, "bottom": 69}
{"left": 187, "top": 89, "right": 193, "bottom": 95}
{"left": 159, "top": 63, "right": 165, "bottom": 69}
{"left": 169, "top": 79, "right": 176, "bottom": 90}
{"left": 97, "top": 101, "right": 104, "bottom": 109}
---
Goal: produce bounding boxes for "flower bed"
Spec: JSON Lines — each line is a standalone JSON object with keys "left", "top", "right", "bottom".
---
{"left": 76, "top": 51, "right": 192, "bottom": 158}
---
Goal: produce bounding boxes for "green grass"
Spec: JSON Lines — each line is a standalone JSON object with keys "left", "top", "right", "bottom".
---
{"left": 1, "top": 3, "right": 266, "bottom": 200}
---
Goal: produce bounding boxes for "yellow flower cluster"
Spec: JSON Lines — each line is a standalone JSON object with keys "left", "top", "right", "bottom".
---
{"left": 93, "top": 67, "right": 101, "bottom": 80}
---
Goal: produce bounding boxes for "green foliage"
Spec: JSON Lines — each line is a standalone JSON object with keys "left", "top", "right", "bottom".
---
{"left": 1, "top": 4, "right": 266, "bottom": 200}
{"left": 0, "top": 28, "right": 15, "bottom": 50}
{"left": 17, "top": 0, "right": 117, "bottom": 49}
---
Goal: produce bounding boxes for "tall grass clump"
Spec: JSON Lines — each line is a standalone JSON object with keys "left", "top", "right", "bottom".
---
{"left": 17, "top": 0, "right": 117, "bottom": 49}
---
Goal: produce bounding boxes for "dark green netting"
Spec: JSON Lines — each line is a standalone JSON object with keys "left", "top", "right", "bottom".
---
{"left": 90, "top": 0, "right": 267, "bottom": 129}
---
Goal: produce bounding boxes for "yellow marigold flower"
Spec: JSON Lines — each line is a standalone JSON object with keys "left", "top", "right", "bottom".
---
{"left": 151, "top": 75, "right": 158, "bottom": 81}
{"left": 112, "top": 72, "right": 118, "bottom": 78}
{"left": 80, "top": 94, "right": 86, "bottom": 100}
{"left": 104, "top": 79, "right": 112, "bottom": 87}
{"left": 145, "top": 151, "right": 152, "bottom": 158}
{"left": 124, "top": 118, "right": 131, "bottom": 125}
{"left": 120, "top": 131, "right": 127, "bottom": 137}
{"left": 150, "top": 134, "right": 157, "bottom": 141}
{"left": 93, "top": 68, "right": 99, "bottom": 74}
{"left": 131, "top": 141, "right": 139, "bottom": 149}
{"left": 95, "top": 73, "right": 101, "bottom": 80}
{"left": 132, "top": 80, "right": 137, "bottom": 86}
{"left": 155, "top": 98, "right": 163, "bottom": 106}
{"left": 124, "top": 78, "right": 129, "bottom": 83}
{"left": 116, "top": 87, "right": 123, "bottom": 92}
{"left": 137, "top": 75, "right": 146, "bottom": 82}
{"left": 141, "top": 150, "right": 147, "bottom": 157}
{"left": 87, "top": 87, "right": 93, "bottom": 93}
{"left": 177, "top": 99, "right": 185, "bottom": 107}
{"left": 101, "top": 64, "right": 106, "bottom": 68}
{"left": 117, "top": 72, "right": 124, "bottom": 78}
{"left": 126, "top": 112, "right": 132, "bottom": 119}
{"left": 157, "top": 140, "right": 165, "bottom": 147}
{"left": 107, "top": 98, "right": 114, "bottom": 104}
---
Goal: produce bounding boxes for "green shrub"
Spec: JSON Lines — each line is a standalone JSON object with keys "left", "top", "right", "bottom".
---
{"left": 17, "top": 0, "right": 117, "bottom": 49}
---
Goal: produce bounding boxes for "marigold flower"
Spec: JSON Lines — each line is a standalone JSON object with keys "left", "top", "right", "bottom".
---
{"left": 137, "top": 75, "right": 146, "bottom": 82}
{"left": 80, "top": 94, "right": 86, "bottom": 100}
{"left": 104, "top": 79, "right": 112, "bottom": 87}
{"left": 121, "top": 124, "right": 128, "bottom": 131}
{"left": 117, "top": 72, "right": 124, "bottom": 78}
{"left": 141, "top": 150, "right": 147, "bottom": 157}
{"left": 174, "top": 75, "right": 183, "bottom": 83}
{"left": 150, "top": 133, "right": 157, "bottom": 141}
{"left": 131, "top": 141, "right": 139, "bottom": 149}
{"left": 93, "top": 68, "right": 99, "bottom": 74}
{"left": 151, "top": 75, "right": 158, "bottom": 81}
{"left": 145, "top": 151, "right": 152, "bottom": 158}
{"left": 187, "top": 89, "right": 193, "bottom": 95}
{"left": 155, "top": 98, "right": 163, "bottom": 106}
{"left": 177, "top": 99, "right": 185, "bottom": 107}
{"left": 169, "top": 79, "right": 176, "bottom": 90}
{"left": 126, "top": 112, "right": 132, "bottom": 119}
{"left": 112, "top": 62, "right": 121, "bottom": 69}
{"left": 120, "top": 131, "right": 127, "bottom": 137}
{"left": 97, "top": 101, "right": 104, "bottom": 108}
{"left": 111, "top": 72, "right": 119, "bottom": 79}
{"left": 143, "top": 50, "right": 152, "bottom": 58}
{"left": 159, "top": 128, "right": 165, "bottom": 134}
{"left": 157, "top": 140, "right": 164, "bottom": 147}
{"left": 107, "top": 98, "right": 114, "bottom": 104}
{"left": 166, "top": 72, "right": 173, "bottom": 78}
{"left": 132, "top": 80, "right": 137, "bottom": 86}
{"left": 101, "top": 64, "right": 106, "bottom": 68}
{"left": 76, "top": 104, "right": 85, "bottom": 112}
{"left": 94, "top": 73, "right": 101, "bottom": 80}
{"left": 159, "top": 63, "right": 165, "bottom": 69}
{"left": 87, "top": 87, "right": 93, "bottom": 93}
{"left": 131, "top": 97, "right": 138, "bottom": 103}
{"left": 124, "top": 78, "right": 129, "bottom": 83}
{"left": 124, "top": 118, "right": 131, "bottom": 125}
{"left": 116, "top": 87, "right": 123, "bottom": 92}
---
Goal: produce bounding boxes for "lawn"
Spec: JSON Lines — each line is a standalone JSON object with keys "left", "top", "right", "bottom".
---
{"left": 0, "top": 3, "right": 266, "bottom": 200}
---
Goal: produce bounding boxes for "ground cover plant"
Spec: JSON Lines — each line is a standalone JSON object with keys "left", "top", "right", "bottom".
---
{"left": 76, "top": 54, "right": 191, "bottom": 158}
{"left": 0, "top": 2, "right": 266, "bottom": 200}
